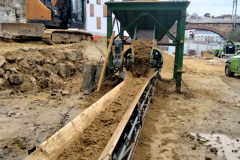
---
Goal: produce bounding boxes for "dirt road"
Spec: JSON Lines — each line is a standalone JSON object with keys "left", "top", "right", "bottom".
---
{"left": 134, "top": 56, "right": 240, "bottom": 160}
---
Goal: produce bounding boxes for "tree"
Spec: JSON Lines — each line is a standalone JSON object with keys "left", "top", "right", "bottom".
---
{"left": 229, "top": 27, "right": 240, "bottom": 42}
{"left": 192, "top": 13, "right": 198, "bottom": 18}
{"left": 204, "top": 13, "right": 211, "bottom": 18}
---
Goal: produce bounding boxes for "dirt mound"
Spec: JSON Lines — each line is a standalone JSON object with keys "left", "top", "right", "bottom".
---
{"left": 0, "top": 40, "right": 106, "bottom": 94}
{"left": 0, "top": 47, "right": 81, "bottom": 93}
{"left": 131, "top": 38, "right": 153, "bottom": 77}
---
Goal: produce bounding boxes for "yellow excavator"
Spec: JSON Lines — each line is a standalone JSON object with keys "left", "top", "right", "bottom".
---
{"left": 0, "top": 0, "right": 93, "bottom": 44}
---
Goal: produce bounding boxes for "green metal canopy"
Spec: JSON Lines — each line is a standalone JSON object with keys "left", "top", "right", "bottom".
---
{"left": 105, "top": 1, "right": 190, "bottom": 41}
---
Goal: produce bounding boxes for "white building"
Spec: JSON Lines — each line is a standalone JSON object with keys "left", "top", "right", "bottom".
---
{"left": 193, "top": 30, "right": 223, "bottom": 42}
{"left": 85, "top": 0, "right": 107, "bottom": 35}
{"left": 185, "top": 30, "right": 195, "bottom": 38}
{"left": 85, "top": 0, "right": 121, "bottom": 36}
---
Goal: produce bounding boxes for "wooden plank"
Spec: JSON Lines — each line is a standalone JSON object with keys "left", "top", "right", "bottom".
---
{"left": 103, "top": 5, "right": 107, "bottom": 17}
{"left": 97, "top": 31, "right": 115, "bottom": 92}
{"left": 97, "top": 17, "right": 101, "bottom": 29}
{"left": 90, "top": 4, "right": 94, "bottom": 17}
{"left": 98, "top": 71, "right": 157, "bottom": 160}
{"left": 25, "top": 80, "right": 125, "bottom": 160}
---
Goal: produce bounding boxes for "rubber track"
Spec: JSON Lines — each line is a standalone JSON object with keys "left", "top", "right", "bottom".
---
{"left": 42, "top": 29, "right": 93, "bottom": 45}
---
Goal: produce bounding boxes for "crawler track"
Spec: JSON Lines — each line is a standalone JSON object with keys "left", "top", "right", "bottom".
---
{"left": 42, "top": 29, "right": 93, "bottom": 44}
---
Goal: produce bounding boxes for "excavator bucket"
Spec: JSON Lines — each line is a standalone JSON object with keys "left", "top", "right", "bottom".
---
{"left": 0, "top": 23, "right": 45, "bottom": 39}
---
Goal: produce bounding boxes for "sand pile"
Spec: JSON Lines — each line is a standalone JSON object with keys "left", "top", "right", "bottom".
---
{"left": 161, "top": 51, "right": 189, "bottom": 74}
{"left": 162, "top": 51, "right": 175, "bottom": 72}
{"left": 131, "top": 38, "right": 153, "bottom": 77}
{"left": 130, "top": 38, "right": 183, "bottom": 77}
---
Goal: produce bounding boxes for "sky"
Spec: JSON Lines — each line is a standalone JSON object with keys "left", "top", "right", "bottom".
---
{"left": 187, "top": 0, "right": 238, "bottom": 17}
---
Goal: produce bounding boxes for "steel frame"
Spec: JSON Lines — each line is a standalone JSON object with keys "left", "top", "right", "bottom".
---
{"left": 106, "top": 1, "right": 189, "bottom": 93}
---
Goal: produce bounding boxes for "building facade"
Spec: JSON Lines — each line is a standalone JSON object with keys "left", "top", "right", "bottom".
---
{"left": 85, "top": 0, "right": 121, "bottom": 36}
{"left": 185, "top": 30, "right": 224, "bottom": 43}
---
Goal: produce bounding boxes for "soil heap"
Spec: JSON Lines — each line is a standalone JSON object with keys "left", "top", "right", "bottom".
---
{"left": 0, "top": 39, "right": 106, "bottom": 94}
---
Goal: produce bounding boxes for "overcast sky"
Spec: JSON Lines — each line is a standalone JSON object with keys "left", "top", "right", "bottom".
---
{"left": 187, "top": 0, "right": 238, "bottom": 17}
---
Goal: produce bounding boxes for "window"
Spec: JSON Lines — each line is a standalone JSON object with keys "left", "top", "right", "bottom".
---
{"left": 97, "top": 17, "right": 101, "bottom": 29}
{"left": 103, "top": 5, "right": 107, "bottom": 17}
{"left": 72, "top": 0, "right": 83, "bottom": 22}
{"left": 90, "top": 4, "right": 94, "bottom": 17}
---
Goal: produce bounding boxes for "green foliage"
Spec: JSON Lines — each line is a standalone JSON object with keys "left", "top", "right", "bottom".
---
{"left": 228, "top": 27, "right": 240, "bottom": 42}
{"left": 204, "top": 13, "right": 211, "bottom": 18}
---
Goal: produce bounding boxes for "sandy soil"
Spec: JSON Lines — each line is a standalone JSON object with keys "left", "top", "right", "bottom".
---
{"left": 57, "top": 73, "right": 151, "bottom": 160}
{"left": 133, "top": 55, "right": 240, "bottom": 160}
{"left": 0, "top": 38, "right": 239, "bottom": 160}
{"left": 0, "top": 80, "right": 119, "bottom": 159}
{"left": 0, "top": 38, "right": 109, "bottom": 160}
{"left": 0, "top": 38, "right": 107, "bottom": 93}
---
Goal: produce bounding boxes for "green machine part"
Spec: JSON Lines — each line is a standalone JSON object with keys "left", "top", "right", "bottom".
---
{"left": 105, "top": 1, "right": 190, "bottom": 93}
{"left": 213, "top": 49, "right": 223, "bottom": 56}
{"left": 150, "top": 49, "right": 154, "bottom": 64}
{"left": 226, "top": 39, "right": 234, "bottom": 45}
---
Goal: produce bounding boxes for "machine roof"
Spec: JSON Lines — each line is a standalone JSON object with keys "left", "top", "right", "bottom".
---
{"left": 105, "top": 1, "right": 190, "bottom": 40}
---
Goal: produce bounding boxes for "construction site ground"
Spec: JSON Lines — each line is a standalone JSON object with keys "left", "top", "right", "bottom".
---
{"left": 0, "top": 39, "right": 239, "bottom": 160}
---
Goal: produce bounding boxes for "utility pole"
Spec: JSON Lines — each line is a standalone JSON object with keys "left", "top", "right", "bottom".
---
{"left": 232, "top": 0, "right": 238, "bottom": 31}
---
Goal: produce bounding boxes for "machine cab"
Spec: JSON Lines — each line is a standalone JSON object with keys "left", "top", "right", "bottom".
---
{"left": 70, "top": 0, "right": 85, "bottom": 28}
{"left": 27, "top": 0, "right": 85, "bottom": 29}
